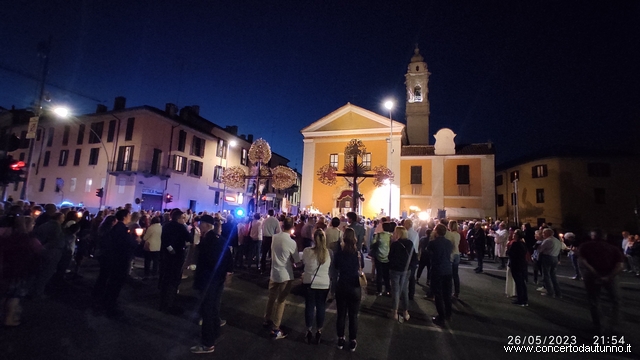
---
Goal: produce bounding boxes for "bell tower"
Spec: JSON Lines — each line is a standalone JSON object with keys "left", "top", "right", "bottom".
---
{"left": 405, "top": 46, "right": 431, "bottom": 145}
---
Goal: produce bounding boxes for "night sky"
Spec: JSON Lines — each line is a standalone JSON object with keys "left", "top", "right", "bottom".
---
{"left": 2, "top": 1, "right": 639, "bottom": 170}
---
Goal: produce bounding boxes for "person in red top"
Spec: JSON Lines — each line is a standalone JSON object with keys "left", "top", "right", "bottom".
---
{"left": 458, "top": 228, "right": 469, "bottom": 257}
{"left": 577, "top": 230, "right": 625, "bottom": 334}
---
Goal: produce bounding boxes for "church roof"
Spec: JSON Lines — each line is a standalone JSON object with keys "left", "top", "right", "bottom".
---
{"left": 301, "top": 102, "right": 404, "bottom": 137}
{"left": 401, "top": 143, "right": 495, "bottom": 156}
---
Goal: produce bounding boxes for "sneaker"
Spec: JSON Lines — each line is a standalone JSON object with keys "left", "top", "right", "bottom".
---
{"left": 337, "top": 337, "right": 345, "bottom": 349}
{"left": 271, "top": 329, "right": 287, "bottom": 340}
{"left": 220, "top": 319, "right": 226, "bottom": 327}
{"left": 190, "top": 345, "right": 215, "bottom": 354}
{"left": 536, "top": 287, "right": 546, "bottom": 292}
{"left": 571, "top": 276, "right": 581, "bottom": 280}
{"left": 349, "top": 340, "right": 357, "bottom": 352}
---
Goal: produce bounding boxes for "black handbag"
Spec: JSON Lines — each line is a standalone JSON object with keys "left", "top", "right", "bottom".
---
{"left": 369, "top": 234, "right": 380, "bottom": 258}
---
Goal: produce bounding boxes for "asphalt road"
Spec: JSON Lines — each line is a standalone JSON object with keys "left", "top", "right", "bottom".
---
{"left": 2, "top": 255, "right": 639, "bottom": 360}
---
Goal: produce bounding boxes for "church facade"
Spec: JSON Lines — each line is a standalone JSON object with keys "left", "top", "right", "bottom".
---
{"left": 300, "top": 47, "right": 496, "bottom": 220}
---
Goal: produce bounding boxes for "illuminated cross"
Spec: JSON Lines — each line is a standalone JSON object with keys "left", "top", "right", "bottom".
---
{"left": 317, "top": 139, "right": 393, "bottom": 214}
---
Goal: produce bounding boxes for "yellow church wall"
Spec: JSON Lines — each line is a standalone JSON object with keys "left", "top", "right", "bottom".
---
{"left": 444, "top": 198, "right": 483, "bottom": 209}
{"left": 399, "top": 159, "right": 432, "bottom": 196}
{"left": 310, "top": 137, "right": 390, "bottom": 217}
{"left": 443, "top": 158, "right": 482, "bottom": 196}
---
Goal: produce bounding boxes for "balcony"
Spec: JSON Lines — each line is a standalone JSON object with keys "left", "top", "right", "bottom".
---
{"left": 108, "top": 160, "right": 171, "bottom": 179}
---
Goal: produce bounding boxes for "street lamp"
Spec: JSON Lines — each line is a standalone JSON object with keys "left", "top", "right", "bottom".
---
{"left": 221, "top": 139, "right": 237, "bottom": 213}
{"left": 384, "top": 100, "right": 394, "bottom": 218}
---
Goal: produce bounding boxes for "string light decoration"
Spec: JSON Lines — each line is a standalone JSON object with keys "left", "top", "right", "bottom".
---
{"left": 317, "top": 164, "right": 338, "bottom": 186}
{"left": 221, "top": 166, "right": 247, "bottom": 189}
{"left": 372, "top": 165, "right": 394, "bottom": 187}
{"left": 271, "top": 166, "right": 297, "bottom": 190}
{"left": 344, "top": 139, "right": 366, "bottom": 158}
{"left": 248, "top": 138, "right": 272, "bottom": 164}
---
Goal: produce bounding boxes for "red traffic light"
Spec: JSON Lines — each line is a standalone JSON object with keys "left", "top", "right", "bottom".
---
{"left": 10, "top": 161, "right": 25, "bottom": 170}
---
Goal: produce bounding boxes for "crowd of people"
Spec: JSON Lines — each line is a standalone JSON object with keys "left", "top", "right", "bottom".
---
{"left": 0, "top": 199, "right": 636, "bottom": 354}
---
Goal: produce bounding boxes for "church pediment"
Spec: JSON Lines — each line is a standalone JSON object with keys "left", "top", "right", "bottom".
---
{"left": 301, "top": 103, "right": 404, "bottom": 137}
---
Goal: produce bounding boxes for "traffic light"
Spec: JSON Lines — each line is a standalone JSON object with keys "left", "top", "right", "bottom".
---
{"left": 165, "top": 194, "right": 173, "bottom": 203}
{"left": 96, "top": 188, "right": 104, "bottom": 198}
{"left": 0, "top": 156, "right": 26, "bottom": 184}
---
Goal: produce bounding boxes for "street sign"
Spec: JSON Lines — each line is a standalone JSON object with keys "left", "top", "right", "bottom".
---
{"left": 26, "top": 117, "right": 39, "bottom": 139}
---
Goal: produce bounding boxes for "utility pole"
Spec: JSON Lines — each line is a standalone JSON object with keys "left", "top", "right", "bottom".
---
{"left": 21, "top": 37, "right": 52, "bottom": 200}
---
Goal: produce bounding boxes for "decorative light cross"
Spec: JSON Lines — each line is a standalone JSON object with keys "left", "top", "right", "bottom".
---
{"left": 221, "top": 138, "right": 297, "bottom": 213}
{"left": 316, "top": 139, "right": 394, "bottom": 214}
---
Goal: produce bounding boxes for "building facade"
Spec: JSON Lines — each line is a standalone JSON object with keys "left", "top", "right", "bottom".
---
{"left": 1, "top": 99, "right": 300, "bottom": 214}
{"left": 496, "top": 154, "right": 640, "bottom": 234}
{"left": 300, "top": 47, "right": 496, "bottom": 219}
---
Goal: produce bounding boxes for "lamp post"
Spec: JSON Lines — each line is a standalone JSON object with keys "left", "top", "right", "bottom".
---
{"left": 221, "top": 139, "right": 237, "bottom": 213}
{"left": 384, "top": 100, "right": 394, "bottom": 218}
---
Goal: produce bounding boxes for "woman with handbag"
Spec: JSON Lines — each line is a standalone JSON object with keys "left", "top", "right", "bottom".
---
{"left": 142, "top": 217, "right": 162, "bottom": 280}
{"left": 301, "top": 229, "right": 332, "bottom": 344}
{"left": 388, "top": 226, "right": 415, "bottom": 322}
{"left": 333, "top": 228, "right": 362, "bottom": 352}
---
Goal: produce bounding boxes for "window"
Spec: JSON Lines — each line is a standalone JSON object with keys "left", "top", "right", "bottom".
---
{"left": 362, "top": 153, "right": 371, "bottom": 170}
{"left": 330, "top": 154, "right": 338, "bottom": 169}
{"left": 189, "top": 160, "right": 203, "bottom": 177}
{"left": 510, "top": 170, "right": 519, "bottom": 182}
{"left": 214, "top": 191, "right": 220, "bottom": 206}
{"left": 58, "top": 150, "right": 69, "bottom": 166}
{"left": 532, "top": 165, "right": 548, "bottom": 178}
{"left": 410, "top": 166, "right": 422, "bottom": 184}
{"left": 69, "top": 178, "right": 76, "bottom": 192}
{"left": 594, "top": 188, "right": 606, "bottom": 204}
{"left": 89, "top": 148, "right": 99, "bottom": 165}
{"left": 511, "top": 193, "right": 517, "bottom": 205}
{"left": 73, "top": 149, "right": 81, "bottom": 166}
{"left": 151, "top": 149, "right": 162, "bottom": 174}
{"left": 43, "top": 151, "right": 50, "bottom": 167}
{"left": 36, "top": 128, "right": 42, "bottom": 141}
{"left": 536, "top": 188, "right": 545, "bottom": 203}
{"left": 107, "top": 120, "right": 116, "bottom": 142}
{"left": 241, "top": 148, "right": 248, "bottom": 166}
{"left": 85, "top": 178, "right": 92, "bottom": 193}
{"left": 496, "top": 194, "right": 504, "bottom": 207}
{"left": 77, "top": 124, "right": 85, "bottom": 145}
{"left": 46, "top": 128, "right": 54, "bottom": 147}
{"left": 39, "top": 178, "right": 46, "bottom": 192}
{"left": 172, "top": 155, "right": 187, "bottom": 172}
{"left": 191, "top": 136, "right": 205, "bottom": 157}
{"left": 125, "top": 117, "right": 135, "bottom": 141}
{"left": 213, "top": 165, "right": 223, "bottom": 181}
{"left": 116, "top": 146, "right": 134, "bottom": 171}
{"left": 89, "top": 121, "right": 104, "bottom": 144}
{"left": 588, "top": 163, "right": 611, "bottom": 177}
{"left": 18, "top": 152, "right": 25, "bottom": 161}
{"left": 62, "top": 125, "right": 70, "bottom": 146}
{"left": 495, "top": 175, "right": 503, "bottom": 186}
{"left": 457, "top": 165, "right": 470, "bottom": 185}
{"left": 178, "top": 130, "right": 187, "bottom": 152}
{"left": 217, "top": 139, "right": 227, "bottom": 158}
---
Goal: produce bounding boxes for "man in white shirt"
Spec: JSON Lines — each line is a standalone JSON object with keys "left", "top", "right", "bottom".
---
{"left": 537, "top": 228, "right": 562, "bottom": 298}
{"left": 492, "top": 222, "right": 509, "bottom": 270}
{"left": 261, "top": 209, "right": 281, "bottom": 273}
{"left": 264, "top": 217, "right": 300, "bottom": 339}
{"left": 248, "top": 213, "right": 263, "bottom": 270}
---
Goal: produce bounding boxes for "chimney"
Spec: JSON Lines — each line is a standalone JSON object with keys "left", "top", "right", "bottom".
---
{"left": 113, "top": 96, "right": 126, "bottom": 111}
{"left": 96, "top": 104, "right": 108, "bottom": 113}
{"left": 165, "top": 103, "right": 177, "bottom": 117}
{"left": 180, "top": 106, "right": 192, "bottom": 120}
{"left": 191, "top": 105, "right": 200, "bottom": 116}
{"left": 240, "top": 134, "right": 246, "bottom": 140}
{"left": 247, "top": 134, "right": 254, "bottom": 143}
{"left": 225, "top": 125, "right": 238, "bottom": 136}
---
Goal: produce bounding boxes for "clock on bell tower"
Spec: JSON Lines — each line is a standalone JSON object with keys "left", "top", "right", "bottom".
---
{"left": 405, "top": 45, "right": 431, "bottom": 145}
